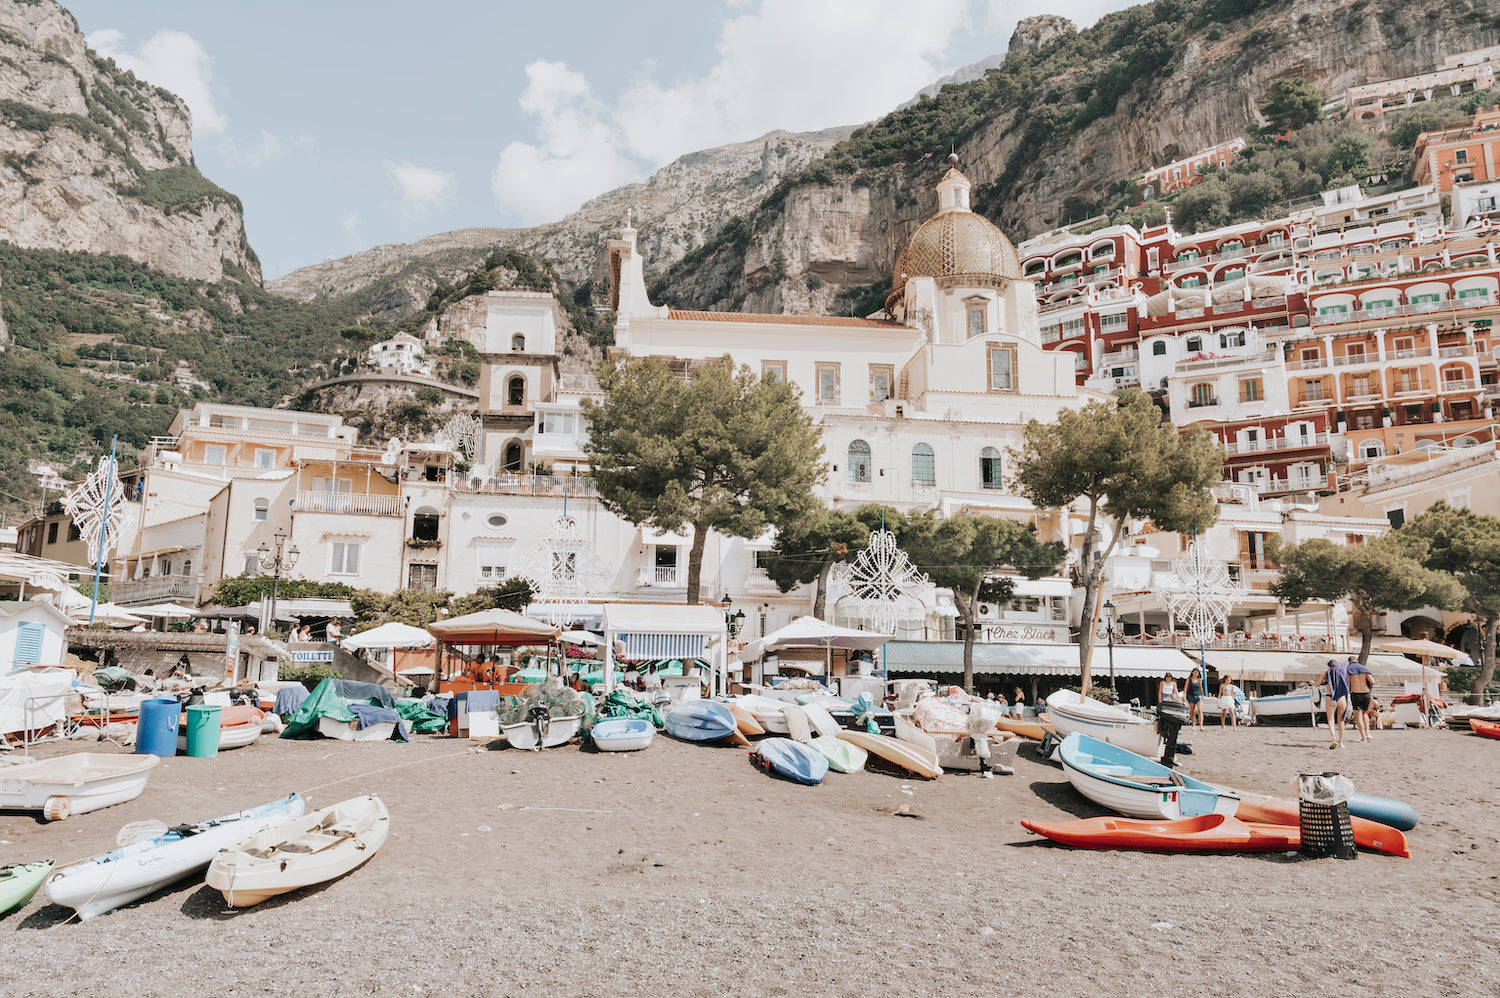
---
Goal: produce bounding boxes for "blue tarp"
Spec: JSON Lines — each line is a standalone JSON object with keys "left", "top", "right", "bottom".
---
{"left": 348, "top": 703, "right": 409, "bottom": 741}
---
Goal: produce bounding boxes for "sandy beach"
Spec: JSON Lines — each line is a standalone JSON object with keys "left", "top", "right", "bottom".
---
{"left": 2, "top": 721, "right": 1498, "bottom": 998}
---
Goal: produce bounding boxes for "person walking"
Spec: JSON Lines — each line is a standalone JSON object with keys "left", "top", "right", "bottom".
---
{"left": 1159, "top": 674, "right": 1181, "bottom": 704}
{"left": 1218, "top": 675, "right": 1240, "bottom": 728}
{"left": 1318, "top": 658, "right": 1351, "bottom": 749}
{"left": 1347, "top": 655, "right": 1374, "bottom": 742}
{"left": 1185, "top": 667, "right": 1205, "bottom": 730}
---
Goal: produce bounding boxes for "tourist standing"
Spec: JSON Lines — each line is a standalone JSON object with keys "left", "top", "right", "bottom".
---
{"left": 1012, "top": 687, "right": 1025, "bottom": 718}
{"left": 1347, "top": 655, "right": 1374, "bottom": 742}
{"left": 1218, "top": 676, "right": 1239, "bottom": 728}
{"left": 326, "top": 619, "right": 343, "bottom": 642}
{"left": 1319, "top": 658, "right": 1351, "bottom": 749}
{"left": 1185, "top": 667, "right": 1205, "bottom": 730}
{"left": 1159, "top": 674, "right": 1181, "bottom": 704}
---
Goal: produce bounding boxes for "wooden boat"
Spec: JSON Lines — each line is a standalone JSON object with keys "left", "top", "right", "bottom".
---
{"left": 1021, "top": 813, "right": 1299, "bottom": 852}
{"left": 994, "top": 716, "right": 1054, "bottom": 741}
{"left": 1348, "top": 793, "right": 1419, "bottom": 831}
{"left": 1, "top": 860, "right": 53, "bottom": 917}
{"left": 836, "top": 730, "right": 941, "bottom": 779}
{"left": 1247, "top": 686, "right": 1319, "bottom": 723}
{"left": 45, "top": 794, "right": 306, "bottom": 920}
{"left": 590, "top": 717, "right": 654, "bottom": 752}
{"left": 176, "top": 705, "right": 266, "bottom": 753}
{"left": 1045, "top": 690, "right": 1161, "bottom": 760}
{"left": 207, "top": 795, "right": 390, "bottom": 908}
{"left": 1471, "top": 716, "right": 1500, "bottom": 740}
{"left": 1059, "top": 733, "right": 1239, "bottom": 820}
{"left": 751, "top": 738, "right": 829, "bottom": 785}
{"left": 1236, "top": 798, "right": 1410, "bottom": 858}
{"left": 0, "top": 752, "right": 160, "bottom": 821}
{"left": 726, "top": 704, "right": 765, "bottom": 737}
{"left": 500, "top": 711, "right": 582, "bottom": 750}
{"left": 810, "top": 734, "right": 866, "bottom": 773}
{"left": 663, "top": 701, "right": 736, "bottom": 742}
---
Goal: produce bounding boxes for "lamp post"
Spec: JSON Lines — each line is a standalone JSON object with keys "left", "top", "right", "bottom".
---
{"left": 1103, "top": 598, "right": 1117, "bottom": 696}
{"left": 257, "top": 528, "right": 300, "bottom": 637}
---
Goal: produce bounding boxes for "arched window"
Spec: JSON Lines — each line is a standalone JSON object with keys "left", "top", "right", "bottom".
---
{"left": 1152, "top": 341, "right": 1167, "bottom": 356}
{"left": 182, "top": 559, "right": 191, "bottom": 578}
{"left": 911, "top": 443, "right": 936, "bottom": 487}
{"left": 253, "top": 498, "right": 269, "bottom": 522}
{"left": 507, "top": 376, "right": 525, "bottom": 406}
{"left": 1359, "top": 439, "right": 1385, "bottom": 460}
{"left": 1189, "top": 382, "right": 1217, "bottom": 408}
{"left": 979, "top": 447, "right": 1002, "bottom": 490}
{"left": 847, "top": 440, "right": 871, "bottom": 483}
{"left": 502, "top": 441, "right": 524, "bottom": 472}
{"left": 511, "top": 333, "right": 525, "bottom": 351}
{"left": 411, "top": 505, "right": 441, "bottom": 542}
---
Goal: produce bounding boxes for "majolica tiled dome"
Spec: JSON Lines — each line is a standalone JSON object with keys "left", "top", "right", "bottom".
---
{"left": 885, "top": 167, "right": 1020, "bottom": 315}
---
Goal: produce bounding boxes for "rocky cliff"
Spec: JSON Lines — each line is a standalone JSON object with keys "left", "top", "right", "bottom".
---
{"left": 0, "top": 0, "right": 258, "bottom": 283}
{"left": 269, "top": 126, "right": 852, "bottom": 321}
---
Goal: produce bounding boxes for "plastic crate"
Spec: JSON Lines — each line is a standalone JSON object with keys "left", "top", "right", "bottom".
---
{"left": 1299, "top": 798, "right": 1357, "bottom": 860}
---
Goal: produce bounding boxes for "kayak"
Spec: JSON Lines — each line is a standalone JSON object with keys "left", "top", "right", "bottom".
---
{"left": 1022, "top": 813, "right": 1301, "bottom": 852}
{"left": 751, "top": 738, "right": 829, "bottom": 785}
{"left": 1236, "top": 798, "right": 1410, "bottom": 858}
{"left": 1348, "top": 793, "right": 1419, "bottom": 832}
{"left": 836, "top": 730, "right": 941, "bottom": 779}
{"left": 1, "top": 860, "right": 54, "bottom": 917}
{"left": 1471, "top": 716, "right": 1500, "bottom": 739}
{"left": 994, "top": 716, "right": 1054, "bottom": 741}
{"left": 810, "top": 734, "right": 866, "bottom": 774}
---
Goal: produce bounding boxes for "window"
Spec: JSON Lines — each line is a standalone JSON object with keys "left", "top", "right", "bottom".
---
{"left": 253, "top": 498, "right": 269, "bottom": 522}
{"left": 203, "top": 445, "right": 226, "bottom": 466}
{"left": 476, "top": 541, "right": 512, "bottom": 581}
{"left": 502, "top": 441, "right": 523, "bottom": 472}
{"left": 409, "top": 563, "right": 438, "bottom": 591}
{"left": 1222, "top": 269, "right": 1245, "bottom": 281}
{"left": 330, "top": 541, "right": 361, "bottom": 575}
{"left": 243, "top": 554, "right": 259, "bottom": 577}
{"left": 1458, "top": 287, "right": 1491, "bottom": 300}
{"left": 511, "top": 333, "right": 525, "bottom": 351}
{"left": 507, "top": 376, "right": 526, "bottom": 407}
{"left": 911, "top": 443, "right": 935, "bottom": 487}
{"left": 1152, "top": 341, "right": 1167, "bottom": 356}
{"left": 1221, "top": 331, "right": 1245, "bottom": 348}
{"left": 1186, "top": 336, "right": 1202, "bottom": 352}
{"left": 1304, "top": 379, "right": 1326, "bottom": 401}
{"left": 980, "top": 447, "right": 1002, "bottom": 489}
{"left": 1062, "top": 318, "right": 1086, "bottom": 339}
{"left": 1240, "top": 378, "right": 1263, "bottom": 402}
{"left": 1349, "top": 373, "right": 1372, "bottom": 397}
{"left": 1100, "top": 313, "right": 1128, "bottom": 332}
{"left": 869, "top": 365, "right": 893, "bottom": 402}
{"left": 1456, "top": 149, "right": 1469, "bottom": 164}
{"left": 13, "top": 621, "right": 45, "bottom": 666}
{"left": 47, "top": 522, "right": 57, "bottom": 545}
{"left": 847, "top": 440, "right": 871, "bottom": 483}
{"left": 1345, "top": 342, "right": 1366, "bottom": 362}
{"left": 254, "top": 449, "right": 275, "bottom": 469}
{"left": 67, "top": 522, "right": 80, "bottom": 541}
{"left": 988, "top": 347, "right": 1014, "bottom": 391}
{"left": 1189, "top": 383, "right": 1217, "bottom": 407}
{"left": 540, "top": 412, "right": 575, "bottom": 435}
{"left": 161, "top": 559, "right": 172, "bottom": 576}
{"left": 654, "top": 546, "right": 678, "bottom": 585}
{"left": 1267, "top": 232, "right": 1285, "bottom": 248}
{"left": 182, "top": 560, "right": 191, "bottom": 577}
{"left": 1385, "top": 508, "right": 1405, "bottom": 529}
{"left": 1359, "top": 440, "right": 1385, "bottom": 460}
{"left": 485, "top": 513, "right": 509, "bottom": 529}
{"left": 816, "top": 364, "right": 840, "bottom": 405}
{"left": 761, "top": 361, "right": 786, "bottom": 384}
{"left": 967, "top": 308, "right": 984, "bottom": 338}
{"left": 1180, "top": 277, "right": 1201, "bottom": 289}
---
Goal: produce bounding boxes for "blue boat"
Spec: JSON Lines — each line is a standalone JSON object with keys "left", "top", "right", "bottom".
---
{"left": 1348, "top": 793, "right": 1419, "bottom": 831}
{"left": 752, "top": 738, "right": 829, "bottom": 785}
{"left": 591, "top": 717, "right": 654, "bottom": 752}
{"left": 1060, "top": 733, "right": 1239, "bottom": 820}
{"left": 663, "top": 701, "right": 736, "bottom": 742}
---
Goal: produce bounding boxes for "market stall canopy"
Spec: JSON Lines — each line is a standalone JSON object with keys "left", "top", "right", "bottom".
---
{"left": 1375, "top": 637, "right": 1467, "bottom": 660}
{"left": 427, "top": 608, "right": 560, "bottom": 646}
{"left": 742, "top": 615, "right": 892, "bottom": 661}
{"left": 343, "top": 621, "right": 436, "bottom": 651}
{"left": 1189, "top": 649, "right": 1434, "bottom": 683}
{"left": 129, "top": 602, "right": 199, "bottom": 618}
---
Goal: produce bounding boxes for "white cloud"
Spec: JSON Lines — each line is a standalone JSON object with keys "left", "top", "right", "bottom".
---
{"left": 383, "top": 160, "right": 454, "bottom": 215}
{"left": 87, "top": 28, "right": 227, "bottom": 135}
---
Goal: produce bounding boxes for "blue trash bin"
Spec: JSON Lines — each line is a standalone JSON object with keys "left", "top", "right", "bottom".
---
{"left": 135, "top": 697, "right": 182, "bottom": 757}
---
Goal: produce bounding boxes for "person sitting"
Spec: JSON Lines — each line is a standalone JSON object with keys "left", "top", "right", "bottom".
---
{"left": 642, "top": 665, "right": 662, "bottom": 691}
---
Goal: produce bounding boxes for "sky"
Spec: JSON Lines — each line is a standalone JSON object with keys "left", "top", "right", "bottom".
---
{"left": 64, "top": 1, "right": 1138, "bottom": 279}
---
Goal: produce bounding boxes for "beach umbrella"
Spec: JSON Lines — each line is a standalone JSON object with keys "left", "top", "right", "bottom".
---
{"left": 131, "top": 602, "right": 199, "bottom": 618}
{"left": 560, "top": 629, "right": 606, "bottom": 646}
{"left": 749, "top": 615, "right": 893, "bottom": 673}
{"left": 1375, "top": 637, "right": 1463, "bottom": 703}
{"left": 343, "top": 621, "right": 436, "bottom": 650}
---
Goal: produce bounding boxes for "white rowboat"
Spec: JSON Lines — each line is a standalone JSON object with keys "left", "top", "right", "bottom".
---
{"left": 0, "top": 753, "right": 160, "bottom": 821}
{"left": 206, "top": 795, "right": 390, "bottom": 907}
{"left": 1045, "top": 690, "right": 1162, "bottom": 760}
{"left": 1059, "top": 733, "right": 1238, "bottom": 821}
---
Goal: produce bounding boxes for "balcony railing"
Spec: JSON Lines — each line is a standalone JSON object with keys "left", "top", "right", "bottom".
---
{"left": 1082, "top": 267, "right": 1123, "bottom": 286}
{"left": 1439, "top": 344, "right": 1478, "bottom": 358}
{"left": 1286, "top": 355, "right": 1329, "bottom": 372}
{"left": 1186, "top": 397, "right": 1220, "bottom": 408}
{"left": 113, "top": 574, "right": 199, "bottom": 605}
{"left": 653, "top": 567, "right": 680, "bottom": 585}
{"left": 1295, "top": 393, "right": 1337, "bottom": 407}
{"left": 1310, "top": 299, "right": 1472, "bottom": 325}
{"left": 1223, "top": 432, "right": 1329, "bottom": 456}
{"left": 1332, "top": 352, "right": 1381, "bottom": 367}
{"left": 452, "top": 474, "right": 598, "bottom": 497}
{"left": 1259, "top": 475, "right": 1325, "bottom": 494}
{"left": 1162, "top": 245, "right": 1254, "bottom": 274}
{"left": 1440, "top": 378, "right": 1479, "bottom": 392}
{"left": 293, "top": 491, "right": 406, "bottom": 516}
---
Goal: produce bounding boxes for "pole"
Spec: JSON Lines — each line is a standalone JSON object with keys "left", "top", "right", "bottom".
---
{"left": 88, "top": 436, "right": 118, "bottom": 626}
{"left": 1107, "top": 611, "right": 1116, "bottom": 694}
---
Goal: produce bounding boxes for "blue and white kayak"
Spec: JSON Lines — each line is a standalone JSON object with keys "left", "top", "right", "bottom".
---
{"left": 45, "top": 793, "right": 306, "bottom": 920}
{"left": 752, "top": 737, "right": 829, "bottom": 785}
{"left": 591, "top": 717, "right": 654, "bottom": 752}
{"left": 1060, "top": 733, "right": 1239, "bottom": 820}
{"left": 1347, "top": 793, "right": 1418, "bottom": 831}
{"left": 663, "top": 701, "right": 737, "bottom": 742}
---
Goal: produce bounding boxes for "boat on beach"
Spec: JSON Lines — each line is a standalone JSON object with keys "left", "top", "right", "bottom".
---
{"left": 1, "top": 860, "right": 54, "bottom": 916}
{"left": 1045, "top": 690, "right": 1161, "bottom": 760}
{"left": 206, "top": 795, "right": 389, "bottom": 908}
{"left": 1021, "top": 813, "right": 1299, "bottom": 852}
{"left": 499, "top": 710, "right": 582, "bottom": 750}
{"left": 836, "top": 729, "right": 941, "bottom": 779}
{"left": 590, "top": 717, "right": 654, "bottom": 752}
{"left": 1247, "top": 687, "right": 1320, "bottom": 724}
{"left": 0, "top": 752, "right": 159, "bottom": 821}
{"left": 1059, "top": 733, "right": 1239, "bottom": 820}
{"left": 1235, "top": 798, "right": 1410, "bottom": 857}
{"left": 1472, "top": 716, "right": 1500, "bottom": 740}
{"left": 751, "top": 738, "right": 829, "bottom": 785}
{"left": 176, "top": 704, "right": 266, "bottom": 753}
{"left": 663, "top": 701, "right": 737, "bottom": 742}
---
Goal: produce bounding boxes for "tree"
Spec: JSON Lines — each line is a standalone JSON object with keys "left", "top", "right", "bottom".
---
{"left": 448, "top": 577, "right": 535, "bottom": 618}
{"left": 899, "top": 513, "right": 1065, "bottom": 691}
{"left": 1173, "top": 177, "right": 1230, "bottom": 233}
{"left": 761, "top": 507, "right": 871, "bottom": 619}
{"left": 1395, "top": 503, "right": 1500, "bottom": 696}
{"left": 349, "top": 587, "right": 453, "bottom": 629}
{"left": 1260, "top": 77, "right": 1324, "bottom": 132}
{"left": 1010, "top": 391, "right": 1222, "bottom": 691}
{"left": 1269, "top": 535, "right": 1463, "bottom": 664}
{"left": 582, "top": 355, "right": 826, "bottom": 604}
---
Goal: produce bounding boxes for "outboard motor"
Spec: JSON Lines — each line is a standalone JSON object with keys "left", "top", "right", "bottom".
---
{"left": 1156, "top": 700, "right": 1190, "bottom": 768}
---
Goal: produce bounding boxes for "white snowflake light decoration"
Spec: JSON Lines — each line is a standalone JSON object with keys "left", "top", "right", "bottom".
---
{"left": 517, "top": 514, "right": 614, "bottom": 627}
{"left": 60, "top": 456, "right": 126, "bottom": 567}
{"left": 1161, "top": 540, "right": 1244, "bottom": 645}
{"left": 830, "top": 529, "right": 928, "bottom": 635}
{"left": 439, "top": 413, "right": 481, "bottom": 462}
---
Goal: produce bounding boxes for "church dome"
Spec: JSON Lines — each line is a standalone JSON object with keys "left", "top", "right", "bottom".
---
{"left": 885, "top": 164, "right": 1021, "bottom": 315}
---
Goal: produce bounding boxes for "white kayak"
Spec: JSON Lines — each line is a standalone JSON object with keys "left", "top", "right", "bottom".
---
{"left": 45, "top": 794, "right": 306, "bottom": 920}
{"left": 207, "top": 795, "right": 389, "bottom": 907}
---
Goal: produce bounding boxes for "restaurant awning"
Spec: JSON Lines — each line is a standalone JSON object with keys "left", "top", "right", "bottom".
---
{"left": 1185, "top": 649, "right": 1433, "bottom": 683}
{"left": 882, "top": 641, "right": 1198, "bottom": 678}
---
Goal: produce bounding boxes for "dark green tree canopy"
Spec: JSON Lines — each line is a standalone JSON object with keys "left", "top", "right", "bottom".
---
{"left": 1260, "top": 77, "right": 1325, "bottom": 132}
{"left": 761, "top": 506, "right": 873, "bottom": 619}
{"left": 1395, "top": 502, "right": 1500, "bottom": 695}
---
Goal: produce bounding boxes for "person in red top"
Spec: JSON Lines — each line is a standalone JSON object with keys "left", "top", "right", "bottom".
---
{"left": 1346, "top": 656, "right": 1374, "bottom": 742}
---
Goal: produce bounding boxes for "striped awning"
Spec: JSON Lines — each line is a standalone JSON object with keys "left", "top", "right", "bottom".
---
{"left": 618, "top": 633, "right": 705, "bottom": 660}
{"left": 882, "top": 641, "right": 1198, "bottom": 679}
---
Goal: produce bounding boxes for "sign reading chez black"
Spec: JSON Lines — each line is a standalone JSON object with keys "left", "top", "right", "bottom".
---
{"left": 985, "top": 624, "right": 1068, "bottom": 643}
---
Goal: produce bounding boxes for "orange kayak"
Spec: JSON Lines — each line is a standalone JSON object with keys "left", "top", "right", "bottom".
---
{"left": 728, "top": 704, "right": 765, "bottom": 737}
{"left": 994, "top": 716, "right": 1054, "bottom": 741}
{"left": 1020, "top": 813, "right": 1299, "bottom": 852}
{"left": 1236, "top": 798, "right": 1411, "bottom": 858}
{"left": 178, "top": 704, "right": 263, "bottom": 730}
{"left": 1472, "top": 717, "right": 1500, "bottom": 740}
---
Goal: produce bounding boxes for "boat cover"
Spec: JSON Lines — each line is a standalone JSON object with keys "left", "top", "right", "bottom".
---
{"left": 274, "top": 684, "right": 310, "bottom": 716}
{"left": 0, "top": 668, "right": 73, "bottom": 736}
{"left": 598, "top": 689, "right": 664, "bottom": 729}
{"left": 393, "top": 698, "right": 447, "bottom": 733}
{"left": 347, "top": 703, "right": 408, "bottom": 740}
{"left": 280, "top": 678, "right": 408, "bottom": 741}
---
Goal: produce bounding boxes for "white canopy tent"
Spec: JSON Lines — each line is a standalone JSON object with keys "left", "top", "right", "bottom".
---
{"left": 601, "top": 603, "right": 728, "bottom": 696}
{"left": 342, "top": 622, "right": 436, "bottom": 651}
{"left": 742, "top": 615, "right": 893, "bottom": 679}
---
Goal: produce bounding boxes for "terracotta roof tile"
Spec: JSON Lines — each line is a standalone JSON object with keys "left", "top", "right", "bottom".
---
{"left": 667, "top": 309, "right": 904, "bottom": 329}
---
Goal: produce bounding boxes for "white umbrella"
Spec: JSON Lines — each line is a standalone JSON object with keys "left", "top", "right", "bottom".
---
{"left": 560, "top": 629, "right": 606, "bottom": 646}
{"left": 131, "top": 602, "right": 199, "bottom": 618}
{"left": 77, "top": 603, "right": 148, "bottom": 627}
{"left": 342, "top": 621, "right": 436, "bottom": 650}
{"left": 746, "top": 615, "right": 893, "bottom": 673}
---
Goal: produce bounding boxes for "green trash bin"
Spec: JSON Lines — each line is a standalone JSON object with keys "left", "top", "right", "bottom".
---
{"left": 185, "top": 704, "right": 222, "bottom": 758}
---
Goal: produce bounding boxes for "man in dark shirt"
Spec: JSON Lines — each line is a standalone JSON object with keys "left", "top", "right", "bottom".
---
{"left": 1347, "top": 656, "right": 1374, "bottom": 742}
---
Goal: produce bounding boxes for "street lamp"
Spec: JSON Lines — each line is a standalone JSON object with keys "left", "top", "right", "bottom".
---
{"left": 1103, "top": 598, "right": 1117, "bottom": 695}
{"left": 257, "top": 528, "right": 300, "bottom": 637}
{"left": 722, "top": 595, "right": 745, "bottom": 638}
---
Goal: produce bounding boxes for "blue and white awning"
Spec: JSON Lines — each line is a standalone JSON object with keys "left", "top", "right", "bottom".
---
{"left": 617, "top": 632, "right": 704, "bottom": 660}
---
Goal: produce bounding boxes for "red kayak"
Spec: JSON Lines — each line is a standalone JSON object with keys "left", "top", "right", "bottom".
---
{"left": 1020, "top": 813, "right": 1299, "bottom": 852}
{"left": 1471, "top": 717, "right": 1500, "bottom": 740}
{"left": 1236, "top": 798, "right": 1411, "bottom": 858}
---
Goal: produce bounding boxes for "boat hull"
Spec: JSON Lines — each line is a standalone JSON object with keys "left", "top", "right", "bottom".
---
{"left": 45, "top": 795, "right": 306, "bottom": 919}
{"left": 0, "top": 752, "right": 159, "bottom": 820}
{"left": 207, "top": 795, "right": 390, "bottom": 907}
{"left": 318, "top": 717, "right": 397, "bottom": 741}
{"left": 810, "top": 734, "right": 866, "bottom": 773}
{"left": 994, "top": 716, "right": 1053, "bottom": 741}
{"left": 591, "top": 718, "right": 654, "bottom": 752}
{"left": 500, "top": 714, "right": 582, "bottom": 750}
{"left": 1347, "top": 793, "right": 1419, "bottom": 831}
{"left": 664, "top": 702, "right": 736, "bottom": 742}
{"left": 836, "top": 730, "right": 941, "bottom": 779}
{"left": 1236, "top": 798, "right": 1410, "bottom": 858}
{"left": 1021, "top": 813, "right": 1299, "bottom": 852}
{"left": 1, "top": 861, "right": 54, "bottom": 916}
{"left": 752, "top": 738, "right": 829, "bottom": 785}
{"left": 1471, "top": 717, "right": 1500, "bottom": 740}
{"left": 1045, "top": 692, "right": 1161, "bottom": 760}
{"left": 1248, "top": 688, "right": 1318, "bottom": 722}
{"left": 1059, "top": 733, "right": 1238, "bottom": 820}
